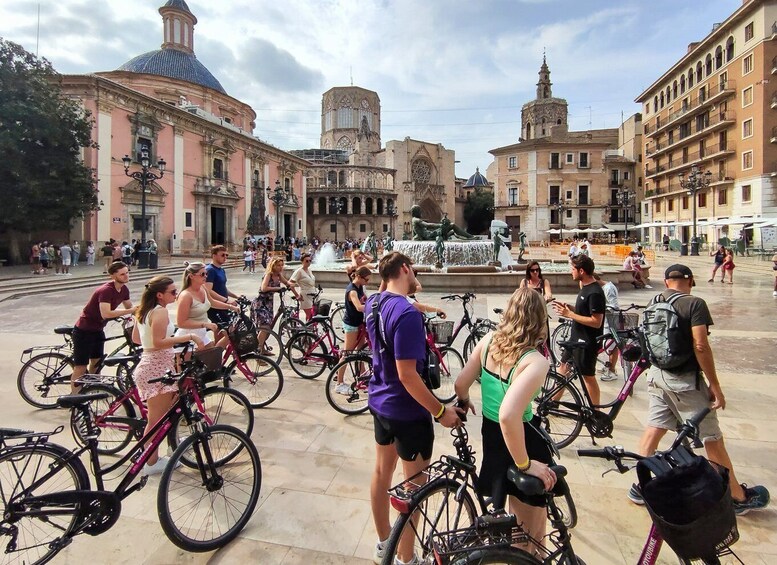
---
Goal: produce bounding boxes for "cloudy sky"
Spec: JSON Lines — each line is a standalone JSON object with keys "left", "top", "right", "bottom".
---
{"left": 1, "top": 0, "right": 742, "bottom": 177}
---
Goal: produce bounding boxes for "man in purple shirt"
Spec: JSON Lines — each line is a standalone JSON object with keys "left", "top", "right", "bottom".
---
{"left": 366, "top": 252, "right": 461, "bottom": 564}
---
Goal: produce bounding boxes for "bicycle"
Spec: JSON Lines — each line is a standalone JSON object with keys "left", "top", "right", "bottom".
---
{"left": 439, "top": 293, "right": 498, "bottom": 361}
{"left": 70, "top": 346, "right": 255, "bottom": 455}
{"left": 231, "top": 296, "right": 284, "bottom": 366}
{"left": 17, "top": 317, "right": 140, "bottom": 410}
{"left": 577, "top": 408, "right": 742, "bottom": 565}
{"left": 535, "top": 328, "right": 649, "bottom": 449}
{"left": 0, "top": 356, "right": 262, "bottom": 563}
{"left": 328, "top": 300, "right": 347, "bottom": 343}
{"left": 381, "top": 422, "right": 577, "bottom": 565}
{"left": 424, "top": 315, "right": 466, "bottom": 403}
{"left": 324, "top": 350, "right": 373, "bottom": 415}
{"left": 285, "top": 317, "right": 369, "bottom": 379}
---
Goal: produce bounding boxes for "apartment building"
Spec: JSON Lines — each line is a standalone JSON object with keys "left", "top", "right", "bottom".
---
{"left": 636, "top": 0, "right": 777, "bottom": 247}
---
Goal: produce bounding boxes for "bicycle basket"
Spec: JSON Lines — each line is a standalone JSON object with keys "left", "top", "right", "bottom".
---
{"left": 430, "top": 320, "right": 454, "bottom": 345}
{"left": 605, "top": 311, "right": 640, "bottom": 332}
{"left": 621, "top": 339, "right": 643, "bottom": 362}
{"left": 227, "top": 314, "right": 259, "bottom": 357}
{"left": 314, "top": 298, "right": 332, "bottom": 317}
{"left": 191, "top": 347, "right": 224, "bottom": 384}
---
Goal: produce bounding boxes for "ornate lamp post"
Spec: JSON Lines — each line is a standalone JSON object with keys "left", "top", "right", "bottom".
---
{"left": 678, "top": 165, "right": 711, "bottom": 256}
{"left": 267, "top": 179, "right": 298, "bottom": 250}
{"left": 123, "top": 146, "right": 165, "bottom": 257}
{"left": 555, "top": 198, "right": 567, "bottom": 241}
{"left": 616, "top": 186, "right": 636, "bottom": 245}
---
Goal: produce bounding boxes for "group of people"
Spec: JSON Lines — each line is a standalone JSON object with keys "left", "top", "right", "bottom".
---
{"left": 709, "top": 244, "right": 737, "bottom": 284}
{"left": 30, "top": 240, "right": 92, "bottom": 274}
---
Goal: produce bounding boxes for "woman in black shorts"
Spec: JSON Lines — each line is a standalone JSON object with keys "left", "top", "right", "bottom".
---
{"left": 455, "top": 287, "right": 559, "bottom": 556}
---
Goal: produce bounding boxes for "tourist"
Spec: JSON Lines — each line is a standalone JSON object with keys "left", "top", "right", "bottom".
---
{"left": 519, "top": 261, "right": 554, "bottom": 303}
{"left": 709, "top": 244, "right": 726, "bottom": 282}
{"left": 721, "top": 248, "right": 735, "bottom": 284}
{"left": 455, "top": 287, "right": 557, "bottom": 557}
{"left": 39, "top": 242, "right": 50, "bottom": 274}
{"left": 121, "top": 241, "right": 133, "bottom": 268}
{"left": 289, "top": 253, "right": 316, "bottom": 321}
{"left": 176, "top": 262, "right": 238, "bottom": 349}
{"left": 205, "top": 245, "right": 241, "bottom": 328}
{"left": 552, "top": 255, "right": 606, "bottom": 406}
{"left": 60, "top": 241, "right": 72, "bottom": 275}
{"left": 101, "top": 241, "right": 113, "bottom": 272}
{"left": 594, "top": 274, "right": 620, "bottom": 382}
{"left": 86, "top": 241, "right": 95, "bottom": 266}
{"left": 251, "top": 257, "right": 299, "bottom": 353}
{"left": 365, "top": 252, "right": 461, "bottom": 564}
{"left": 622, "top": 251, "right": 646, "bottom": 289}
{"left": 30, "top": 242, "right": 41, "bottom": 274}
{"left": 662, "top": 233, "right": 670, "bottom": 251}
{"left": 335, "top": 266, "right": 370, "bottom": 395}
{"left": 567, "top": 238, "right": 579, "bottom": 260}
{"left": 50, "top": 243, "right": 62, "bottom": 275}
{"left": 243, "top": 246, "right": 253, "bottom": 272}
{"left": 70, "top": 261, "right": 136, "bottom": 391}
{"left": 132, "top": 275, "right": 204, "bottom": 474}
{"left": 71, "top": 241, "right": 81, "bottom": 267}
{"left": 629, "top": 265, "right": 769, "bottom": 515}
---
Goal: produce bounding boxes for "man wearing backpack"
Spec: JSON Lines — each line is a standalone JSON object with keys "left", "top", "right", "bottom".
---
{"left": 630, "top": 264, "right": 769, "bottom": 515}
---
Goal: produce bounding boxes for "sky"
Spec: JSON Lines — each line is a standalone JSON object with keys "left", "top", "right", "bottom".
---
{"left": 0, "top": 0, "right": 745, "bottom": 178}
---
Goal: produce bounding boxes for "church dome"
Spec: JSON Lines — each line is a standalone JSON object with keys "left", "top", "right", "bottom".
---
{"left": 463, "top": 167, "right": 489, "bottom": 188}
{"left": 116, "top": 0, "right": 226, "bottom": 95}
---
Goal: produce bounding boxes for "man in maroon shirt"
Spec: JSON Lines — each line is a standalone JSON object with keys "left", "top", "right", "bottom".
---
{"left": 71, "top": 261, "right": 136, "bottom": 390}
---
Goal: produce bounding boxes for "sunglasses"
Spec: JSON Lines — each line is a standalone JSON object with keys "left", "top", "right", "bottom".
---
{"left": 166, "top": 289, "right": 178, "bottom": 296}
{"left": 529, "top": 268, "right": 540, "bottom": 273}
{"left": 191, "top": 272, "right": 207, "bottom": 277}
{"left": 219, "top": 253, "right": 229, "bottom": 258}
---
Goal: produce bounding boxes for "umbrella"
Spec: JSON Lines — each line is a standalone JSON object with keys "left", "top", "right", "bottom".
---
{"left": 546, "top": 229, "right": 561, "bottom": 234}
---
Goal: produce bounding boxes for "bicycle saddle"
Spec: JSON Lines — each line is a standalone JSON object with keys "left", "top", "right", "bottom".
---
{"left": 103, "top": 354, "right": 138, "bottom": 367}
{"left": 493, "top": 308, "right": 504, "bottom": 315}
{"left": 57, "top": 392, "right": 110, "bottom": 409}
{"left": 507, "top": 465, "right": 567, "bottom": 497}
{"left": 309, "top": 315, "right": 329, "bottom": 322}
{"left": 54, "top": 325, "right": 75, "bottom": 335}
{"left": 557, "top": 340, "right": 587, "bottom": 351}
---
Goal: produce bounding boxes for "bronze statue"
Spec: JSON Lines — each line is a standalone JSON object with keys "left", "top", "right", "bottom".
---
{"left": 517, "top": 231, "right": 528, "bottom": 262}
{"left": 411, "top": 205, "right": 475, "bottom": 241}
{"left": 492, "top": 231, "right": 503, "bottom": 264}
{"left": 434, "top": 233, "right": 445, "bottom": 268}
{"left": 363, "top": 231, "right": 378, "bottom": 259}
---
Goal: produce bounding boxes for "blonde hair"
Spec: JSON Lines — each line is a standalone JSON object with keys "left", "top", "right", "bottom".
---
{"left": 266, "top": 256, "right": 285, "bottom": 275}
{"left": 181, "top": 261, "right": 206, "bottom": 291}
{"left": 489, "top": 287, "right": 547, "bottom": 366}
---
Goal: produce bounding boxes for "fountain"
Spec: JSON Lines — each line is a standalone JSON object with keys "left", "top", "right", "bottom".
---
{"left": 392, "top": 240, "right": 492, "bottom": 268}
{"left": 312, "top": 242, "right": 337, "bottom": 266}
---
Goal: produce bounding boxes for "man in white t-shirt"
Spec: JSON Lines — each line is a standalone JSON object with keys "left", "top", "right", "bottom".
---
{"left": 594, "top": 274, "right": 619, "bottom": 381}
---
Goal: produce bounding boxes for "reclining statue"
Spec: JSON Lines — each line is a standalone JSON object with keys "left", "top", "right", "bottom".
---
{"left": 411, "top": 205, "right": 475, "bottom": 241}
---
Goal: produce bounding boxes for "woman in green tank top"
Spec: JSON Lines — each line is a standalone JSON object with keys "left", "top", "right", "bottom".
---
{"left": 454, "top": 287, "right": 558, "bottom": 556}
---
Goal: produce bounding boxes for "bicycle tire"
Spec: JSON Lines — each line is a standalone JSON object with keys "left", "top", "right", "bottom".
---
{"left": 157, "top": 424, "right": 261, "bottom": 552}
{"left": 255, "top": 327, "right": 283, "bottom": 366}
{"left": 286, "top": 331, "right": 329, "bottom": 379}
{"left": 449, "top": 547, "right": 540, "bottom": 564}
{"left": 0, "top": 442, "right": 90, "bottom": 565}
{"left": 329, "top": 304, "right": 346, "bottom": 343}
{"left": 225, "top": 353, "right": 284, "bottom": 408}
{"left": 169, "top": 387, "right": 255, "bottom": 464}
{"left": 556, "top": 489, "right": 578, "bottom": 529}
{"left": 70, "top": 383, "right": 138, "bottom": 455}
{"left": 278, "top": 316, "right": 306, "bottom": 346}
{"left": 435, "top": 346, "right": 463, "bottom": 403}
{"left": 463, "top": 323, "right": 490, "bottom": 361}
{"left": 325, "top": 354, "right": 372, "bottom": 415}
{"left": 550, "top": 322, "right": 571, "bottom": 366}
{"left": 534, "top": 373, "right": 585, "bottom": 450}
{"left": 17, "top": 352, "right": 74, "bottom": 410}
{"left": 381, "top": 478, "right": 478, "bottom": 565}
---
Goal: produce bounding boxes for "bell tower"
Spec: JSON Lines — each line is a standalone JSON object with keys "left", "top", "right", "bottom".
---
{"left": 521, "top": 55, "right": 568, "bottom": 140}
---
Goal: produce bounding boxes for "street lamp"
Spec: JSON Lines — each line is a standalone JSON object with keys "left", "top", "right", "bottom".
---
{"left": 616, "top": 187, "right": 636, "bottom": 245}
{"left": 267, "top": 179, "right": 298, "bottom": 250}
{"left": 387, "top": 202, "right": 399, "bottom": 235}
{"left": 555, "top": 199, "right": 567, "bottom": 241}
{"left": 678, "top": 165, "right": 712, "bottom": 256}
{"left": 123, "top": 146, "right": 165, "bottom": 262}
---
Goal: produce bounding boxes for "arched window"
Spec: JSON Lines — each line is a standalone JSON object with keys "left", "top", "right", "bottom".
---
{"left": 665, "top": 85, "right": 671, "bottom": 102}
{"left": 557, "top": 118, "right": 562, "bottom": 125}
{"left": 680, "top": 75, "right": 686, "bottom": 93}
{"left": 366, "top": 197, "right": 373, "bottom": 215}
{"left": 318, "top": 197, "right": 326, "bottom": 215}
{"left": 715, "top": 46, "right": 723, "bottom": 69}
{"left": 673, "top": 81, "right": 678, "bottom": 99}
{"left": 660, "top": 92, "right": 664, "bottom": 108}
{"left": 338, "top": 170, "right": 346, "bottom": 186}
{"left": 339, "top": 197, "right": 347, "bottom": 214}
{"left": 284, "top": 178, "right": 290, "bottom": 190}
{"left": 328, "top": 197, "right": 338, "bottom": 214}
{"left": 705, "top": 54, "right": 712, "bottom": 76}
{"left": 653, "top": 96, "right": 658, "bottom": 113}
{"left": 688, "top": 67, "right": 694, "bottom": 88}
{"left": 726, "top": 36, "right": 734, "bottom": 61}
{"left": 327, "top": 170, "right": 337, "bottom": 186}
{"left": 387, "top": 198, "right": 394, "bottom": 212}
{"left": 352, "top": 197, "right": 362, "bottom": 214}
{"left": 526, "top": 122, "right": 532, "bottom": 139}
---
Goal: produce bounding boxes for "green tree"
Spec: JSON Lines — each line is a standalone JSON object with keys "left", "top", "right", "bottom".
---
{"left": 0, "top": 39, "right": 98, "bottom": 263}
{"left": 463, "top": 189, "right": 494, "bottom": 235}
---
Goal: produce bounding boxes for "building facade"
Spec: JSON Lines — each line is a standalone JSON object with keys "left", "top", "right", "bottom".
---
{"left": 62, "top": 0, "right": 306, "bottom": 253}
{"left": 637, "top": 0, "right": 777, "bottom": 247}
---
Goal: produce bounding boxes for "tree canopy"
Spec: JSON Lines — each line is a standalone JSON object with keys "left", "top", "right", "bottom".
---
{"left": 463, "top": 189, "right": 494, "bottom": 235}
{"left": 0, "top": 38, "right": 97, "bottom": 242}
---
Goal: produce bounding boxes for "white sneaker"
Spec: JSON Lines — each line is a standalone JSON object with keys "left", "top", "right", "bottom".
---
{"left": 373, "top": 540, "right": 385, "bottom": 564}
{"left": 144, "top": 456, "right": 181, "bottom": 476}
{"left": 644, "top": 285, "right": 653, "bottom": 289}
{"left": 600, "top": 370, "right": 618, "bottom": 382}
{"left": 335, "top": 383, "right": 352, "bottom": 395}
{"left": 773, "top": 291, "right": 777, "bottom": 297}
{"left": 395, "top": 555, "right": 420, "bottom": 565}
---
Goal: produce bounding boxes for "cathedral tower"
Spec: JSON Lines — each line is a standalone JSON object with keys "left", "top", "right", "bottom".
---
{"left": 520, "top": 56, "right": 568, "bottom": 140}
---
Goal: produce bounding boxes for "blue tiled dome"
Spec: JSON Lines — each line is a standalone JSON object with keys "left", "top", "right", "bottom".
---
{"left": 118, "top": 49, "right": 225, "bottom": 94}
{"left": 463, "top": 167, "right": 489, "bottom": 188}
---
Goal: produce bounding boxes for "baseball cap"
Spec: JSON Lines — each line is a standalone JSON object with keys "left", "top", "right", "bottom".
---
{"left": 664, "top": 264, "right": 695, "bottom": 285}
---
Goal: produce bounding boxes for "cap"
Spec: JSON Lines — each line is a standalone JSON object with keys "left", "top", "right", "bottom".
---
{"left": 664, "top": 264, "right": 695, "bottom": 285}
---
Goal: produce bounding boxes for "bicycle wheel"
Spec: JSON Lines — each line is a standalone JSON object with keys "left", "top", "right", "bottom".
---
{"left": 325, "top": 354, "right": 371, "bottom": 415}
{"left": 17, "top": 352, "right": 73, "bottom": 409}
{"left": 256, "top": 327, "right": 283, "bottom": 366}
{"left": 158, "top": 424, "right": 261, "bottom": 552}
{"left": 550, "top": 322, "right": 571, "bottom": 366}
{"left": 169, "top": 387, "right": 255, "bottom": 460}
{"left": 449, "top": 547, "right": 540, "bottom": 564}
{"left": 435, "top": 346, "right": 463, "bottom": 403}
{"left": 463, "top": 323, "right": 490, "bottom": 361}
{"left": 0, "top": 443, "right": 90, "bottom": 565}
{"left": 382, "top": 478, "right": 478, "bottom": 565}
{"left": 329, "top": 304, "right": 346, "bottom": 343}
{"left": 534, "top": 373, "right": 585, "bottom": 450}
{"left": 225, "top": 353, "right": 284, "bottom": 408}
{"left": 70, "top": 383, "right": 138, "bottom": 455}
{"left": 278, "top": 316, "right": 306, "bottom": 347}
{"left": 286, "top": 331, "right": 329, "bottom": 379}
{"left": 555, "top": 489, "right": 578, "bottom": 529}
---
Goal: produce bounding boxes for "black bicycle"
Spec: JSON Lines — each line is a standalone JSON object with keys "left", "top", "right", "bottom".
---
{"left": 439, "top": 293, "right": 498, "bottom": 360}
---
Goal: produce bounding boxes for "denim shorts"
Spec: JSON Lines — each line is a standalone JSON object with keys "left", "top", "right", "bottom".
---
{"left": 342, "top": 322, "right": 361, "bottom": 333}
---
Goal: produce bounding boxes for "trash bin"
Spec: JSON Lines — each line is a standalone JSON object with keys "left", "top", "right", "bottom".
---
{"left": 680, "top": 243, "right": 688, "bottom": 256}
{"left": 137, "top": 250, "right": 150, "bottom": 268}
{"left": 148, "top": 252, "right": 159, "bottom": 270}
{"left": 690, "top": 240, "right": 700, "bottom": 256}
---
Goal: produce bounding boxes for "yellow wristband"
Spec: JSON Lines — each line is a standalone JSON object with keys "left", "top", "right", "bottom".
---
{"left": 516, "top": 458, "right": 530, "bottom": 471}
{"left": 434, "top": 404, "right": 445, "bottom": 419}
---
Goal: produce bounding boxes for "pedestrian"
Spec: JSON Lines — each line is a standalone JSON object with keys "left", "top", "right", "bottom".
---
{"left": 50, "top": 244, "right": 62, "bottom": 275}
{"left": 455, "top": 287, "right": 558, "bottom": 557}
{"left": 30, "top": 242, "right": 41, "bottom": 274}
{"left": 365, "top": 252, "right": 462, "bottom": 565}
{"left": 251, "top": 257, "right": 299, "bottom": 352}
{"left": 39, "top": 242, "right": 49, "bottom": 274}
{"left": 204, "top": 245, "right": 240, "bottom": 328}
{"left": 568, "top": 238, "right": 579, "bottom": 260}
{"left": 552, "top": 255, "right": 606, "bottom": 406}
{"left": 662, "top": 233, "right": 670, "bottom": 251}
{"left": 175, "top": 262, "right": 238, "bottom": 350}
{"left": 70, "top": 261, "right": 136, "bottom": 391}
{"left": 60, "top": 241, "right": 72, "bottom": 275}
{"left": 335, "top": 265, "right": 370, "bottom": 395}
{"left": 102, "top": 241, "right": 114, "bottom": 272}
{"left": 622, "top": 251, "right": 646, "bottom": 289}
{"left": 721, "top": 248, "right": 735, "bottom": 284}
{"left": 630, "top": 264, "right": 770, "bottom": 515}
{"left": 242, "top": 246, "right": 252, "bottom": 272}
{"left": 289, "top": 253, "right": 316, "bottom": 321}
{"left": 708, "top": 244, "right": 725, "bottom": 282}
{"left": 132, "top": 239, "right": 142, "bottom": 266}
{"left": 111, "top": 241, "right": 123, "bottom": 266}
{"left": 594, "top": 273, "right": 620, "bottom": 382}
{"left": 72, "top": 241, "right": 81, "bottom": 267}
{"left": 121, "top": 241, "right": 133, "bottom": 269}
{"left": 132, "top": 275, "right": 204, "bottom": 474}
{"left": 86, "top": 241, "right": 96, "bottom": 266}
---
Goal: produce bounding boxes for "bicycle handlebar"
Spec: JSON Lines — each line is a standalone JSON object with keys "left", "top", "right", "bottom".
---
{"left": 441, "top": 293, "right": 476, "bottom": 302}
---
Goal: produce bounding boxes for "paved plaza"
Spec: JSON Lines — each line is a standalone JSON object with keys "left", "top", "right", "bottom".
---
{"left": 0, "top": 253, "right": 775, "bottom": 564}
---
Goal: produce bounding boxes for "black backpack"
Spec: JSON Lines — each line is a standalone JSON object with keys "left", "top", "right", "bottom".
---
{"left": 369, "top": 294, "right": 440, "bottom": 390}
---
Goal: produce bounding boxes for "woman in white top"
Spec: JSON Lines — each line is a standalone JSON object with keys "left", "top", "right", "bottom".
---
{"left": 175, "top": 262, "right": 238, "bottom": 349}
{"left": 132, "top": 276, "right": 204, "bottom": 474}
{"left": 289, "top": 253, "right": 316, "bottom": 320}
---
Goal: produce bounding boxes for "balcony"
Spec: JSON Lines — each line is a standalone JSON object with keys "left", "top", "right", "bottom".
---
{"left": 646, "top": 79, "right": 736, "bottom": 138}
{"left": 646, "top": 142, "right": 735, "bottom": 179}
{"left": 645, "top": 111, "right": 736, "bottom": 158}
{"left": 710, "top": 172, "right": 735, "bottom": 186}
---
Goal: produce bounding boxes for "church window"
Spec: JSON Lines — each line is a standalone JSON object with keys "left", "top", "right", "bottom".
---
{"left": 411, "top": 159, "right": 432, "bottom": 183}
{"left": 213, "top": 158, "right": 223, "bottom": 179}
{"left": 366, "top": 198, "right": 373, "bottom": 214}
{"left": 726, "top": 36, "right": 734, "bottom": 61}
{"left": 336, "top": 136, "right": 353, "bottom": 153}
{"left": 507, "top": 184, "right": 518, "bottom": 206}
{"left": 337, "top": 106, "right": 354, "bottom": 128}
{"left": 184, "top": 23, "right": 189, "bottom": 47}
{"left": 318, "top": 197, "right": 326, "bottom": 214}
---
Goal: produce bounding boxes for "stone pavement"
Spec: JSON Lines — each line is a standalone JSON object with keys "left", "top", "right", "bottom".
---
{"left": 0, "top": 255, "right": 774, "bottom": 564}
